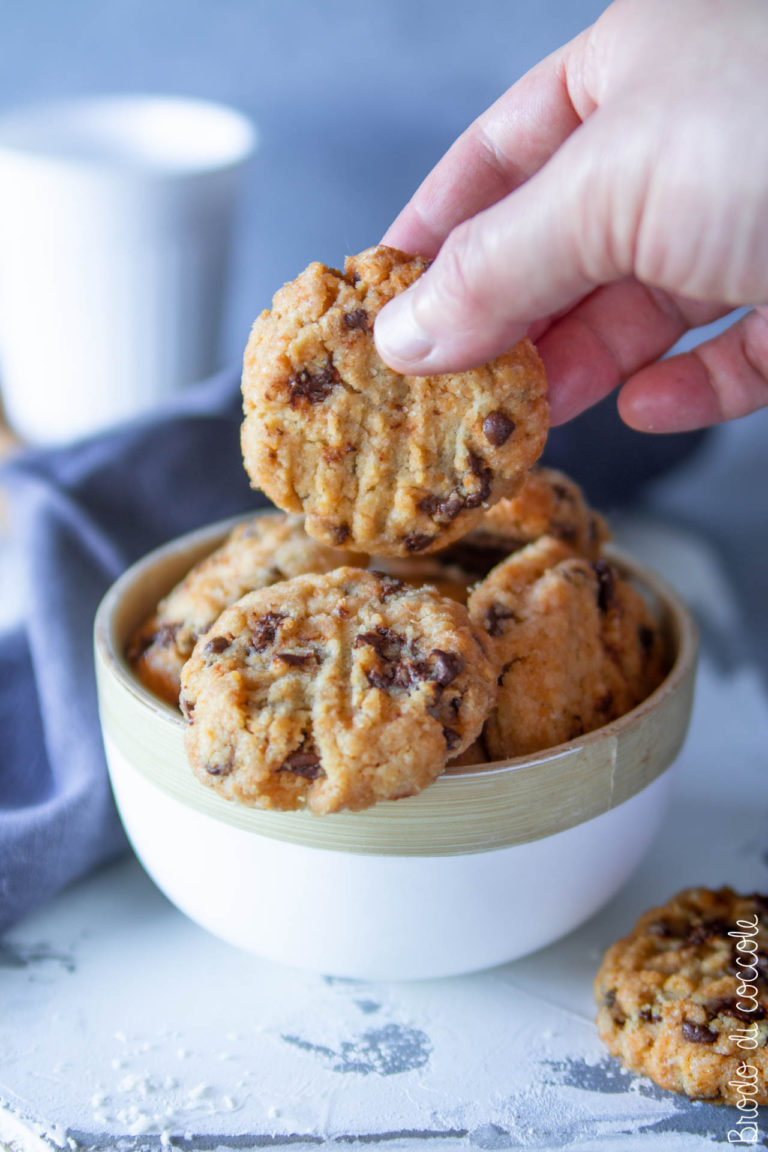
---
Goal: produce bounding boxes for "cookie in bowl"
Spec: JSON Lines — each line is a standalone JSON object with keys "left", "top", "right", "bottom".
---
{"left": 468, "top": 537, "right": 665, "bottom": 757}
{"left": 180, "top": 568, "right": 497, "bottom": 814}
{"left": 127, "top": 512, "right": 365, "bottom": 707}
{"left": 240, "top": 244, "right": 549, "bottom": 556}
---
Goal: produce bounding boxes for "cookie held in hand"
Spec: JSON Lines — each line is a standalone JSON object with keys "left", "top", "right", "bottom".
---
{"left": 241, "top": 245, "right": 549, "bottom": 556}
{"left": 595, "top": 887, "right": 768, "bottom": 1104}
{"left": 180, "top": 568, "right": 497, "bottom": 814}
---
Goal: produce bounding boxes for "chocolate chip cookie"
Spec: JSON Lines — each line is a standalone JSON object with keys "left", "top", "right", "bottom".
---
{"left": 180, "top": 568, "right": 497, "bottom": 814}
{"left": 127, "top": 513, "right": 365, "bottom": 707}
{"left": 468, "top": 537, "right": 665, "bottom": 757}
{"left": 595, "top": 888, "right": 768, "bottom": 1104}
{"left": 462, "top": 466, "right": 609, "bottom": 564}
{"left": 241, "top": 245, "right": 549, "bottom": 556}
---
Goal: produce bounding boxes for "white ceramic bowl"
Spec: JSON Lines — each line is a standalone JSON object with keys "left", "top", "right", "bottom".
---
{"left": 94, "top": 517, "right": 697, "bottom": 980}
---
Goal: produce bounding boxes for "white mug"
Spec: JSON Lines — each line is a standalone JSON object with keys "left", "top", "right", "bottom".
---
{"left": 0, "top": 96, "right": 256, "bottom": 444}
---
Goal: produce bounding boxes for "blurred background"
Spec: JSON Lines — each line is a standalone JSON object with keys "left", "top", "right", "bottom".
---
{"left": 0, "top": 0, "right": 720, "bottom": 500}
{"left": 0, "top": 0, "right": 606, "bottom": 363}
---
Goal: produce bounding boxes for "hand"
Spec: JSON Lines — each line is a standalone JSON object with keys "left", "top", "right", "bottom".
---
{"left": 374, "top": 0, "right": 768, "bottom": 432}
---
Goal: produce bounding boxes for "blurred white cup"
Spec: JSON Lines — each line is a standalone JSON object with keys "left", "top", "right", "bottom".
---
{"left": 0, "top": 95, "right": 256, "bottom": 443}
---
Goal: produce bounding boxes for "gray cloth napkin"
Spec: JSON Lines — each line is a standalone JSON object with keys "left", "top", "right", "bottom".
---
{"left": 0, "top": 366, "right": 707, "bottom": 933}
{"left": 0, "top": 369, "right": 267, "bottom": 932}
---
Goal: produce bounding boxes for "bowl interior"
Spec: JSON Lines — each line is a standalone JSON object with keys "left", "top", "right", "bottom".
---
{"left": 95, "top": 516, "right": 698, "bottom": 856}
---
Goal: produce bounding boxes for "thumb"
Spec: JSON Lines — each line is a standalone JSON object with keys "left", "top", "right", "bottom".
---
{"left": 374, "top": 109, "right": 638, "bottom": 375}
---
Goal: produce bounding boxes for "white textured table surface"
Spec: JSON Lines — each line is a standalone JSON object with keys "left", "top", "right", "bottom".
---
{"left": 1, "top": 526, "right": 767, "bottom": 1152}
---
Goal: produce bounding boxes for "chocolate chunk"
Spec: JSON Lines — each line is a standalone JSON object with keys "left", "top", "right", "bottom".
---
{"left": 484, "top": 603, "right": 519, "bottom": 637}
{"left": 639, "top": 1007, "right": 661, "bottom": 1023}
{"left": 552, "top": 521, "right": 578, "bottom": 544}
{"left": 638, "top": 624, "right": 655, "bottom": 652}
{"left": 343, "top": 308, "right": 370, "bottom": 332}
{"left": 681, "top": 1020, "right": 716, "bottom": 1044}
{"left": 442, "top": 727, "right": 462, "bottom": 750}
{"left": 179, "top": 696, "right": 195, "bottom": 721}
{"left": 482, "top": 411, "right": 516, "bottom": 447}
{"left": 603, "top": 989, "right": 616, "bottom": 1008}
{"left": 685, "top": 918, "right": 728, "bottom": 946}
{"left": 205, "top": 757, "right": 233, "bottom": 777}
{"left": 276, "top": 651, "right": 317, "bottom": 667}
{"left": 354, "top": 626, "right": 405, "bottom": 662}
{"left": 647, "top": 918, "right": 678, "bottom": 938}
{"left": 154, "top": 622, "right": 180, "bottom": 647}
{"left": 127, "top": 621, "right": 179, "bottom": 662}
{"left": 592, "top": 559, "right": 616, "bottom": 613}
{"left": 707, "top": 997, "right": 766, "bottom": 1023}
{"left": 403, "top": 534, "right": 434, "bottom": 553}
{"left": 332, "top": 523, "right": 350, "bottom": 545}
{"left": 288, "top": 362, "right": 340, "bottom": 407}
{"left": 418, "top": 491, "right": 465, "bottom": 523}
{"left": 464, "top": 452, "right": 493, "bottom": 508}
{"left": 248, "top": 611, "right": 286, "bottom": 653}
{"left": 278, "top": 751, "right": 325, "bottom": 781}
{"left": 430, "top": 650, "right": 465, "bottom": 686}
{"left": 204, "top": 635, "right": 231, "bottom": 656}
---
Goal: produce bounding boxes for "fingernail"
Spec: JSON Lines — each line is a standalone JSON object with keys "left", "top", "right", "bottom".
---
{"left": 374, "top": 289, "right": 434, "bottom": 368}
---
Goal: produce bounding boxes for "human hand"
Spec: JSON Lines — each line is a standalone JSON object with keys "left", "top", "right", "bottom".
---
{"left": 374, "top": 0, "right": 768, "bottom": 432}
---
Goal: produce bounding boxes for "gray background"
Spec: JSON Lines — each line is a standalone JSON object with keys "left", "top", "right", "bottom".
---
{"left": 0, "top": 0, "right": 607, "bottom": 360}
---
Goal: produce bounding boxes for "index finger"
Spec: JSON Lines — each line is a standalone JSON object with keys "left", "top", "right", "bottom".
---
{"left": 382, "top": 31, "right": 595, "bottom": 257}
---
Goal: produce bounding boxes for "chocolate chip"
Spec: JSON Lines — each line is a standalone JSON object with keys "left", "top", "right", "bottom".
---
{"left": 154, "top": 622, "right": 180, "bottom": 647}
{"left": 205, "top": 757, "right": 233, "bottom": 777}
{"left": 343, "top": 308, "right": 370, "bottom": 332}
{"left": 464, "top": 452, "right": 492, "bottom": 508}
{"left": 179, "top": 696, "right": 195, "bottom": 720}
{"left": 443, "top": 727, "right": 462, "bottom": 750}
{"left": 430, "top": 650, "right": 465, "bottom": 686}
{"left": 647, "top": 918, "right": 678, "bottom": 938}
{"left": 603, "top": 989, "right": 616, "bottom": 1008}
{"left": 378, "top": 575, "right": 405, "bottom": 599}
{"left": 707, "top": 997, "right": 766, "bottom": 1023}
{"left": 127, "top": 621, "right": 179, "bottom": 662}
{"left": 638, "top": 625, "right": 655, "bottom": 651}
{"left": 288, "top": 362, "right": 340, "bottom": 407}
{"left": 248, "top": 612, "right": 285, "bottom": 653}
{"left": 204, "top": 635, "right": 231, "bottom": 656}
{"left": 278, "top": 751, "right": 325, "bottom": 781}
{"left": 484, "top": 603, "right": 519, "bottom": 637}
{"left": 276, "top": 651, "right": 318, "bottom": 667}
{"left": 418, "top": 492, "right": 465, "bottom": 523}
{"left": 685, "top": 918, "right": 729, "bottom": 946}
{"left": 592, "top": 559, "right": 616, "bottom": 613}
{"left": 332, "top": 523, "right": 350, "bottom": 545}
{"left": 681, "top": 1020, "right": 716, "bottom": 1044}
{"left": 403, "top": 534, "right": 434, "bottom": 553}
{"left": 482, "top": 411, "right": 516, "bottom": 447}
{"left": 354, "top": 626, "right": 405, "bottom": 662}
{"left": 639, "top": 1007, "right": 661, "bottom": 1023}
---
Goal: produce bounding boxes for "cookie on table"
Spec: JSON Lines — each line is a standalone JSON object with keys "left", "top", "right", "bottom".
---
{"left": 180, "top": 568, "right": 497, "bottom": 814}
{"left": 127, "top": 513, "right": 365, "bottom": 707}
{"left": 468, "top": 537, "right": 665, "bottom": 757}
{"left": 595, "top": 887, "right": 768, "bottom": 1104}
{"left": 241, "top": 245, "right": 549, "bottom": 557}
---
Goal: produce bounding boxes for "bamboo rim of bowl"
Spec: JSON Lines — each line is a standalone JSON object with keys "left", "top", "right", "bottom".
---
{"left": 94, "top": 515, "right": 698, "bottom": 857}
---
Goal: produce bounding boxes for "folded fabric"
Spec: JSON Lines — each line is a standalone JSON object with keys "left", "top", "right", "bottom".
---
{"left": 0, "top": 369, "right": 268, "bottom": 933}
